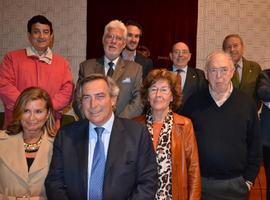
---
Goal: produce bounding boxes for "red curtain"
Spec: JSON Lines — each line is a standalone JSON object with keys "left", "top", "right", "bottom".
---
{"left": 87, "top": 0, "right": 198, "bottom": 68}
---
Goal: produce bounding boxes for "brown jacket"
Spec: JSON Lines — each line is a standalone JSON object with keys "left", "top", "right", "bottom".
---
{"left": 135, "top": 113, "right": 201, "bottom": 200}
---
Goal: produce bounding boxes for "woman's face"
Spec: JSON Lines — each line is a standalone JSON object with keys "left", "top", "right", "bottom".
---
{"left": 148, "top": 79, "right": 173, "bottom": 112}
{"left": 21, "top": 99, "right": 49, "bottom": 134}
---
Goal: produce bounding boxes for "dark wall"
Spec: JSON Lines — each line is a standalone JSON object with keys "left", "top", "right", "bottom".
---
{"left": 87, "top": 0, "right": 198, "bottom": 68}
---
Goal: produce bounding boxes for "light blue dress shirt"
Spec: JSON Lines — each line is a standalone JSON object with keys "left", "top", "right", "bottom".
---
{"left": 173, "top": 65, "right": 188, "bottom": 90}
{"left": 87, "top": 113, "right": 114, "bottom": 200}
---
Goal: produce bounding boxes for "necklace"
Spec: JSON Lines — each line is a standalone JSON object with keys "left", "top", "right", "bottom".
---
{"left": 24, "top": 137, "right": 42, "bottom": 153}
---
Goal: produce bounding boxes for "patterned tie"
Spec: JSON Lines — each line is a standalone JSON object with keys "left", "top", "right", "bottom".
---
{"left": 176, "top": 69, "right": 184, "bottom": 89}
{"left": 234, "top": 64, "right": 241, "bottom": 88}
{"left": 89, "top": 127, "right": 105, "bottom": 200}
{"left": 107, "top": 61, "right": 114, "bottom": 77}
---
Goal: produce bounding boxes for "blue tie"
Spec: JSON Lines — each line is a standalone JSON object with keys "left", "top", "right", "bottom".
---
{"left": 89, "top": 127, "right": 105, "bottom": 200}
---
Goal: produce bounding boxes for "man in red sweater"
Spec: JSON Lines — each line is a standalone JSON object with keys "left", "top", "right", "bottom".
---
{"left": 0, "top": 15, "right": 74, "bottom": 129}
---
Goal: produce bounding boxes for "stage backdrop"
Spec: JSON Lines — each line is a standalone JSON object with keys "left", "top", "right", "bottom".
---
{"left": 87, "top": 0, "right": 198, "bottom": 68}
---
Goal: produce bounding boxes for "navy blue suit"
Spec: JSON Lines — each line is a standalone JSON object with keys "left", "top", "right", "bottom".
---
{"left": 45, "top": 117, "right": 157, "bottom": 200}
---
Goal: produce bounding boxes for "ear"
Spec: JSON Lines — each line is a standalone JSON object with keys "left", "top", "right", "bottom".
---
{"left": 111, "top": 96, "right": 118, "bottom": 107}
{"left": 169, "top": 52, "right": 173, "bottom": 61}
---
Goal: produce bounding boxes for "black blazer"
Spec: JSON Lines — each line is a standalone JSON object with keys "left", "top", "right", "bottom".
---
{"left": 134, "top": 52, "right": 153, "bottom": 79}
{"left": 45, "top": 117, "right": 157, "bottom": 200}
{"left": 257, "top": 69, "right": 270, "bottom": 146}
{"left": 169, "top": 66, "right": 207, "bottom": 114}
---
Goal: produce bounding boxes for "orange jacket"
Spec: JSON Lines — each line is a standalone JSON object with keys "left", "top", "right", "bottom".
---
{"left": 135, "top": 113, "right": 201, "bottom": 200}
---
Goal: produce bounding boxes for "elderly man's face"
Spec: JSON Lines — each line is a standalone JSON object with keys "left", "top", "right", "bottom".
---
{"left": 28, "top": 23, "right": 53, "bottom": 53}
{"left": 103, "top": 27, "right": 126, "bottom": 60}
{"left": 223, "top": 37, "right": 244, "bottom": 64}
{"left": 169, "top": 42, "right": 191, "bottom": 68}
{"left": 206, "top": 54, "right": 234, "bottom": 94}
{"left": 81, "top": 79, "right": 116, "bottom": 126}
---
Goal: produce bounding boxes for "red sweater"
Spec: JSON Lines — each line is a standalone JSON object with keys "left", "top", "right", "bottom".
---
{"left": 0, "top": 49, "right": 74, "bottom": 128}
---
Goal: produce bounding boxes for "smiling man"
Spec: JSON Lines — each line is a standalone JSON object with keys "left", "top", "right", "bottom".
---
{"left": 46, "top": 74, "right": 157, "bottom": 200}
{"left": 122, "top": 20, "right": 153, "bottom": 79}
{"left": 182, "top": 51, "right": 261, "bottom": 200}
{"left": 0, "top": 15, "right": 74, "bottom": 129}
{"left": 73, "top": 20, "right": 143, "bottom": 120}
{"left": 169, "top": 42, "right": 207, "bottom": 114}
{"left": 222, "top": 34, "right": 261, "bottom": 102}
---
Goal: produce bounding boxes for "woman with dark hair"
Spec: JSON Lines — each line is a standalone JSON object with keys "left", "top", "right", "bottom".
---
{"left": 135, "top": 69, "right": 201, "bottom": 200}
{"left": 0, "top": 87, "right": 56, "bottom": 200}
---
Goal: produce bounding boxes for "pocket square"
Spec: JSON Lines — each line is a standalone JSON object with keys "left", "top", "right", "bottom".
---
{"left": 122, "top": 77, "right": 131, "bottom": 83}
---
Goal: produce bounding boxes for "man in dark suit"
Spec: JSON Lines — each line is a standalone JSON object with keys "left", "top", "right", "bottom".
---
{"left": 257, "top": 69, "right": 270, "bottom": 200}
{"left": 122, "top": 20, "right": 153, "bottom": 79}
{"left": 73, "top": 20, "right": 143, "bottom": 119}
{"left": 222, "top": 34, "right": 262, "bottom": 102}
{"left": 45, "top": 74, "right": 157, "bottom": 200}
{"left": 168, "top": 42, "right": 207, "bottom": 114}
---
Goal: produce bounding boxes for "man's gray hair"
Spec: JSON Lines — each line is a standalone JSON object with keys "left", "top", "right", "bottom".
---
{"left": 102, "top": 19, "right": 127, "bottom": 40}
{"left": 77, "top": 74, "right": 120, "bottom": 100}
{"left": 205, "top": 51, "right": 234, "bottom": 71}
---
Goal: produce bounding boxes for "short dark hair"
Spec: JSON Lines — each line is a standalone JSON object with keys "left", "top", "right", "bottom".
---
{"left": 125, "top": 20, "right": 143, "bottom": 35}
{"left": 27, "top": 15, "right": 53, "bottom": 34}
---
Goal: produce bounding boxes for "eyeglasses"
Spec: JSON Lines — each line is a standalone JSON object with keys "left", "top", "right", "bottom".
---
{"left": 207, "top": 67, "right": 231, "bottom": 75}
{"left": 149, "top": 87, "right": 171, "bottom": 95}
{"left": 172, "top": 49, "right": 190, "bottom": 55}
{"left": 105, "top": 34, "right": 124, "bottom": 42}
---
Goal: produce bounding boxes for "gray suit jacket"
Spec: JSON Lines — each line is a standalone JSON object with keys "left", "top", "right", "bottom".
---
{"left": 73, "top": 57, "right": 143, "bottom": 119}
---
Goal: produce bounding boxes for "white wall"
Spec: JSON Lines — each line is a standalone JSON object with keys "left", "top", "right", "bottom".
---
{"left": 0, "top": 0, "right": 87, "bottom": 112}
{"left": 197, "top": 0, "right": 270, "bottom": 70}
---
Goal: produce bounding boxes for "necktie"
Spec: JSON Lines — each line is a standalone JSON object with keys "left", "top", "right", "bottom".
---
{"left": 176, "top": 69, "right": 184, "bottom": 89}
{"left": 234, "top": 64, "right": 241, "bottom": 88}
{"left": 107, "top": 62, "right": 114, "bottom": 77}
{"left": 89, "top": 127, "right": 105, "bottom": 200}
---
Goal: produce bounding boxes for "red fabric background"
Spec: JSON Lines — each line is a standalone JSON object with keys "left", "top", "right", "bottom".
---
{"left": 87, "top": 0, "right": 198, "bottom": 68}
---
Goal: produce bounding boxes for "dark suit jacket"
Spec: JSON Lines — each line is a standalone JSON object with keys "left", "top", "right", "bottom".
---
{"left": 73, "top": 57, "right": 143, "bottom": 119}
{"left": 134, "top": 52, "right": 153, "bottom": 79}
{"left": 45, "top": 117, "right": 157, "bottom": 200}
{"left": 257, "top": 69, "right": 270, "bottom": 146}
{"left": 232, "top": 57, "right": 261, "bottom": 101}
{"left": 169, "top": 66, "right": 207, "bottom": 114}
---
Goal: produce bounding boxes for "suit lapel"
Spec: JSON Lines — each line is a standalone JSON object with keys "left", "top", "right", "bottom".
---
{"left": 104, "top": 117, "right": 124, "bottom": 177}
{"left": 240, "top": 58, "right": 252, "bottom": 88}
{"left": 112, "top": 58, "right": 125, "bottom": 81}
{"left": 75, "top": 120, "right": 90, "bottom": 193}
{"left": 29, "top": 132, "right": 54, "bottom": 175}
{"left": 0, "top": 133, "right": 29, "bottom": 182}
{"left": 95, "top": 57, "right": 105, "bottom": 74}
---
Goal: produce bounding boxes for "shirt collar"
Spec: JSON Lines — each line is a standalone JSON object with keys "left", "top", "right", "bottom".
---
{"left": 236, "top": 58, "right": 243, "bottom": 69}
{"left": 173, "top": 65, "right": 188, "bottom": 73}
{"left": 104, "top": 56, "right": 120, "bottom": 68}
{"left": 26, "top": 46, "right": 53, "bottom": 64}
{"left": 89, "top": 112, "right": 115, "bottom": 133}
{"left": 209, "top": 82, "right": 233, "bottom": 107}
{"left": 122, "top": 49, "right": 136, "bottom": 61}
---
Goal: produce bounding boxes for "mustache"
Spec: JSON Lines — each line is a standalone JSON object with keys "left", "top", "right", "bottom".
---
{"left": 33, "top": 38, "right": 47, "bottom": 42}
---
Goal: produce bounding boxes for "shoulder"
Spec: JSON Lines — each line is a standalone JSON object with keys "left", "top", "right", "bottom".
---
{"left": 115, "top": 117, "right": 145, "bottom": 129}
{"left": 133, "top": 115, "right": 146, "bottom": 124}
{"left": 0, "top": 130, "right": 11, "bottom": 140}
{"left": 243, "top": 57, "right": 261, "bottom": 71}
{"left": 80, "top": 58, "right": 99, "bottom": 65}
{"left": 122, "top": 59, "right": 142, "bottom": 69}
{"left": 58, "top": 119, "right": 89, "bottom": 136}
{"left": 173, "top": 113, "right": 192, "bottom": 126}
{"left": 4, "top": 49, "right": 26, "bottom": 58}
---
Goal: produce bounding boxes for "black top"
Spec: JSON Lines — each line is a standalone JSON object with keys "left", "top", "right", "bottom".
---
{"left": 182, "top": 88, "right": 262, "bottom": 181}
{"left": 26, "top": 157, "right": 34, "bottom": 171}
